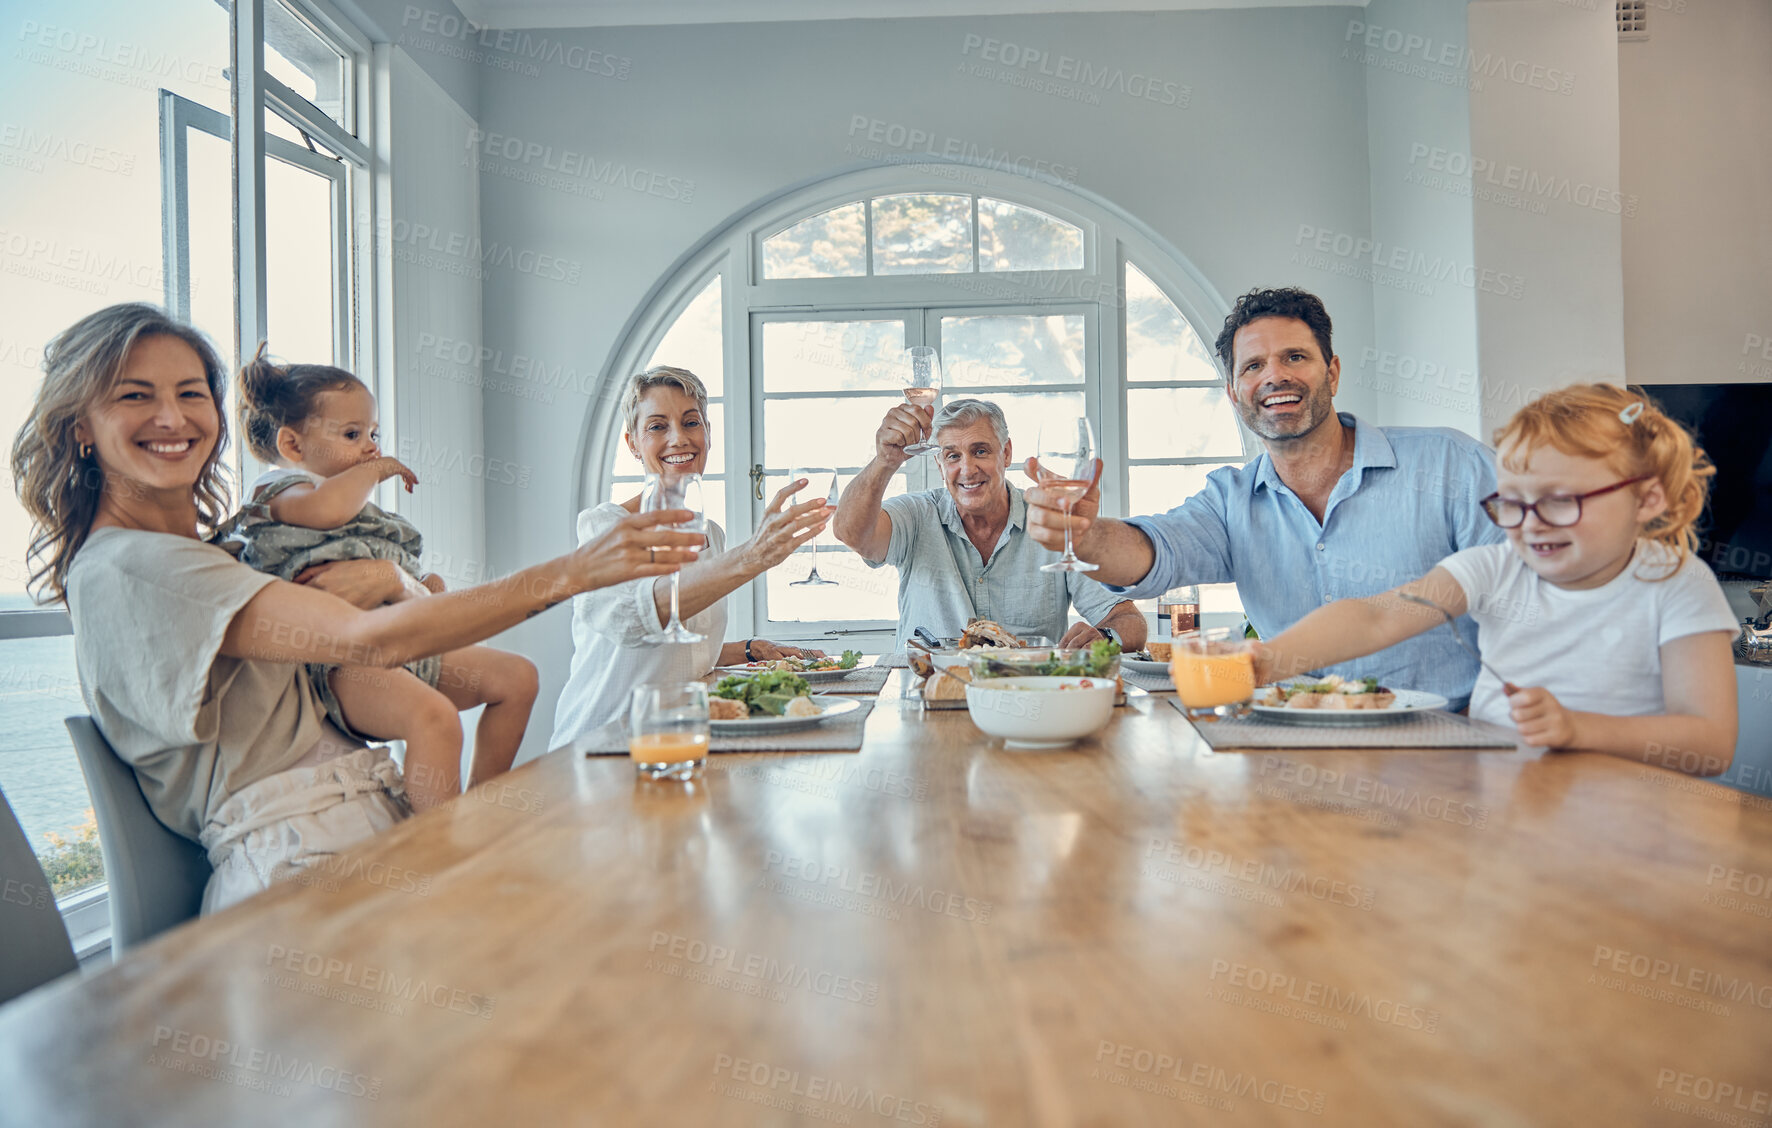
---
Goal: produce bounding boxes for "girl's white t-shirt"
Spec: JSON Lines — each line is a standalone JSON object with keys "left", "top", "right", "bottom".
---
{"left": 1437, "top": 540, "right": 1739, "bottom": 731}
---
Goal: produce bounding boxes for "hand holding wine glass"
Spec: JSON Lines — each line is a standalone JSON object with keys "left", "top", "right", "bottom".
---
{"left": 1034, "top": 417, "right": 1100, "bottom": 574}
{"left": 641, "top": 472, "right": 707, "bottom": 643}
{"left": 900, "top": 346, "right": 942, "bottom": 456}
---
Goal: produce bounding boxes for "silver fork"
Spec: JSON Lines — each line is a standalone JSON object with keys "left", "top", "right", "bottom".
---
{"left": 1395, "top": 592, "right": 1519, "bottom": 694}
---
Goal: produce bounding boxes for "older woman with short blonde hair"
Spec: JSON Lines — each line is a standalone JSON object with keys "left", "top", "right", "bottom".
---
{"left": 549, "top": 366, "right": 835, "bottom": 748}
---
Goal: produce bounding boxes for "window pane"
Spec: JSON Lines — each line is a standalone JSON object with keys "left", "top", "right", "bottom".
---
{"left": 647, "top": 274, "right": 724, "bottom": 398}
{"left": 0, "top": 630, "right": 103, "bottom": 901}
{"left": 934, "top": 391, "right": 1086, "bottom": 492}
{"left": 978, "top": 199, "right": 1083, "bottom": 272}
{"left": 265, "top": 156, "right": 339, "bottom": 364}
{"left": 766, "top": 547, "right": 900, "bottom": 624}
{"left": 871, "top": 194, "right": 972, "bottom": 275}
{"left": 762, "top": 320, "right": 904, "bottom": 393}
{"left": 1126, "top": 263, "right": 1219, "bottom": 383}
{"left": 761, "top": 203, "right": 866, "bottom": 279}
{"left": 1128, "top": 464, "right": 1223, "bottom": 517}
{"left": 764, "top": 395, "right": 903, "bottom": 468}
{"left": 941, "top": 315, "right": 1084, "bottom": 388}
{"left": 1126, "top": 388, "right": 1243, "bottom": 460}
{"left": 188, "top": 129, "right": 238, "bottom": 377}
{"left": 266, "top": 0, "right": 349, "bottom": 130}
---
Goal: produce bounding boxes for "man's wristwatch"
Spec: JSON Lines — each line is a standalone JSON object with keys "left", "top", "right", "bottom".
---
{"left": 745, "top": 638, "right": 756, "bottom": 661}
{"left": 1099, "top": 627, "right": 1119, "bottom": 647}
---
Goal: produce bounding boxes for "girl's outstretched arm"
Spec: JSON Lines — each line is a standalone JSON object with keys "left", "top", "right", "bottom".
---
{"left": 1508, "top": 630, "right": 1737, "bottom": 774}
{"left": 1254, "top": 567, "right": 1467, "bottom": 685}
{"left": 266, "top": 457, "right": 418, "bottom": 529}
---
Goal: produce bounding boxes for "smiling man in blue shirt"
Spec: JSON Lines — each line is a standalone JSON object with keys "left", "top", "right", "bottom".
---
{"left": 1023, "top": 286, "right": 1503, "bottom": 709}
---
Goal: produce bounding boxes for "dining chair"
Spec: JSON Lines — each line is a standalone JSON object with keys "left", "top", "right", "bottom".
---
{"left": 64, "top": 717, "right": 211, "bottom": 954}
{"left": 0, "top": 786, "right": 80, "bottom": 1006}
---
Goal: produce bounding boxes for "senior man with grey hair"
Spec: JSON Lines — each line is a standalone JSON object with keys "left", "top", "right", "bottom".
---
{"left": 833, "top": 397, "right": 1146, "bottom": 652}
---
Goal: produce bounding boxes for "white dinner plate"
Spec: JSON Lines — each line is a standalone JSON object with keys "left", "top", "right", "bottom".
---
{"left": 714, "top": 664, "right": 855, "bottom": 684}
{"left": 709, "top": 694, "right": 861, "bottom": 734}
{"left": 1121, "top": 656, "right": 1171, "bottom": 676}
{"left": 1251, "top": 687, "right": 1449, "bottom": 724}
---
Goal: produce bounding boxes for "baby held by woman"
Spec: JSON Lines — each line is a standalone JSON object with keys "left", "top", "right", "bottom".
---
{"left": 218, "top": 351, "right": 538, "bottom": 810}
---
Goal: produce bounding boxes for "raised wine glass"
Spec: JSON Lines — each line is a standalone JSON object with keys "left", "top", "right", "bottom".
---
{"left": 900, "top": 346, "right": 942, "bottom": 456}
{"left": 1034, "top": 416, "right": 1099, "bottom": 574}
{"left": 640, "top": 472, "right": 706, "bottom": 644}
{"left": 788, "top": 466, "right": 839, "bottom": 587}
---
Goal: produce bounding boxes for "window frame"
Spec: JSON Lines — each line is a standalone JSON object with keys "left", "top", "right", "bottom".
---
{"left": 0, "top": 0, "right": 380, "bottom": 936}
{"left": 584, "top": 165, "right": 1248, "bottom": 649}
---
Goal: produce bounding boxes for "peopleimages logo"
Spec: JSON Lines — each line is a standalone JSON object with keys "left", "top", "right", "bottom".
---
{"left": 1344, "top": 20, "right": 1576, "bottom": 96}
{"left": 1406, "top": 143, "right": 1637, "bottom": 218}
{"left": 957, "top": 33, "right": 1191, "bottom": 109}
{"left": 398, "top": 6, "right": 630, "bottom": 79}
{"left": 464, "top": 128, "right": 695, "bottom": 203}
{"left": 1293, "top": 224, "right": 1525, "bottom": 300}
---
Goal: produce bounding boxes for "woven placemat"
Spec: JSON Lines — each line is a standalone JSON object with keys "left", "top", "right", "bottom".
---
{"left": 573, "top": 699, "right": 876, "bottom": 755}
{"left": 816, "top": 666, "right": 893, "bottom": 695}
{"left": 1122, "top": 668, "right": 1176, "bottom": 694}
{"left": 1163, "top": 697, "right": 1517, "bottom": 749}
{"left": 876, "top": 652, "right": 912, "bottom": 669}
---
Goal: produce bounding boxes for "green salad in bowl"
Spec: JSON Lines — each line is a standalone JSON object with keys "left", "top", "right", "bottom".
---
{"left": 965, "top": 639, "right": 1122, "bottom": 680}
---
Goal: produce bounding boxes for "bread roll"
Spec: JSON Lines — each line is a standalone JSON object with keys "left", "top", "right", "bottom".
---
{"left": 1146, "top": 642, "right": 1172, "bottom": 662}
{"left": 925, "top": 672, "right": 970, "bottom": 701}
{"left": 709, "top": 698, "right": 749, "bottom": 720}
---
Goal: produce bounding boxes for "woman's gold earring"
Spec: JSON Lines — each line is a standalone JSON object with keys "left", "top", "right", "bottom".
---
{"left": 79, "top": 443, "right": 93, "bottom": 459}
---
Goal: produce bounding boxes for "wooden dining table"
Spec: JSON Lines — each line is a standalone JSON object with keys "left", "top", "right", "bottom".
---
{"left": 3, "top": 675, "right": 1770, "bottom": 1126}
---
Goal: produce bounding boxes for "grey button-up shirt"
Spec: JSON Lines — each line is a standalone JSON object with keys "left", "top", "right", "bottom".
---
{"left": 866, "top": 482, "right": 1125, "bottom": 650}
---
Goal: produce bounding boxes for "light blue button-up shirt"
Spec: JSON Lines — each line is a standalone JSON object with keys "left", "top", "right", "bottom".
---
{"left": 868, "top": 482, "right": 1126, "bottom": 650}
{"left": 1105, "top": 413, "right": 1504, "bottom": 709}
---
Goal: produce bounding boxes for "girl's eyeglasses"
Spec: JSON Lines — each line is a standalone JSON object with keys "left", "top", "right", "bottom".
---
{"left": 1479, "top": 475, "right": 1652, "bottom": 528}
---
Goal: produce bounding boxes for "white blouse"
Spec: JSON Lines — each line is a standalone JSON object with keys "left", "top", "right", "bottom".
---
{"left": 548, "top": 503, "right": 729, "bottom": 749}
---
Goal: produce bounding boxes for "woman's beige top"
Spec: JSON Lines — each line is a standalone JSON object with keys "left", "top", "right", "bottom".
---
{"left": 66, "top": 527, "right": 328, "bottom": 839}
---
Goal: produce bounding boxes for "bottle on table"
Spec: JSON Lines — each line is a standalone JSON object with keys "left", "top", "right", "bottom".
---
{"left": 1157, "top": 585, "right": 1200, "bottom": 637}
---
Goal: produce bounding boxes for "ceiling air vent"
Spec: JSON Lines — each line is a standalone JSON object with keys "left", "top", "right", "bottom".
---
{"left": 1617, "top": 0, "right": 1649, "bottom": 41}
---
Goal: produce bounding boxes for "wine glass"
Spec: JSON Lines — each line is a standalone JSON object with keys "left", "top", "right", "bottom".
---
{"left": 1034, "top": 416, "right": 1099, "bottom": 574}
{"left": 788, "top": 466, "right": 839, "bottom": 587}
{"left": 629, "top": 681, "right": 709, "bottom": 780}
{"left": 900, "top": 346, "right": 942, "bottom": 456}
{"left": 640, "top": 472, "right": 706, "bottom": 644}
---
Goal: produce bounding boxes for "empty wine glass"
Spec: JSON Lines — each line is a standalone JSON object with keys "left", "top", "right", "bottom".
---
{"left": 1034, "top": 416, "right": 1099, "bottom": 574}
{"left": 641, "top": 472, "right": 706, "bottom": 643}
{"left": 789, "top": 466, "right": 838, "bottom": 587}
{"left": 900, "top": 346, "right": 942, "bottom": 456}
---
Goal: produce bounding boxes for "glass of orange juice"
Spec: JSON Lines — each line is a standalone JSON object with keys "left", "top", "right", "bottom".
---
{"left": 1170, "top": 628, "right": 1256, "bottom": 721}
{"left": 629, "top": 682, "right": 710, "bottom": 780}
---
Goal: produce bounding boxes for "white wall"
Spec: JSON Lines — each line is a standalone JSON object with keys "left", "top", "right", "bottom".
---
{"left": 1467, "top": 0, "right": 1627, "bottom": 437}
{"left": 1354, "top": 0, "right": 1482, "bottom": 436}
{"left": 385, "top": 48, "right": 486, "bottom": 589}
{"left": 382, "top": 47, "right": 488, "bottom": 766}
{"left": 1618, "top": 0, "right": 1772, "bottom": 387}
{"left": 470, "top": 8, "right": 1384, "bottom": 763}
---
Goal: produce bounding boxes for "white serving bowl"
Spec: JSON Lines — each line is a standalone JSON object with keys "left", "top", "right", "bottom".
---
{"left": 964, "top": 676, "right": 1115, "bottom": 749}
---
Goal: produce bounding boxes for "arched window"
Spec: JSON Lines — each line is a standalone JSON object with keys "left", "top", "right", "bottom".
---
{"left": 590, "top": 169, "right": 1249, "bottom": 645}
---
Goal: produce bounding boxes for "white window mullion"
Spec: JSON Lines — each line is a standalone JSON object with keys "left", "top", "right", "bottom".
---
{"left": 232, "top": 0, "right": 269, "bottom": 371}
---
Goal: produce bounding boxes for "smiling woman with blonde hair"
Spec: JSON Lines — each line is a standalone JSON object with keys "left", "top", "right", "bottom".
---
{"left": 547, "top": 365, "right": 837, "bottom": 749}
{"left": 10, "top": 303, "right": 700, "bottom": 911}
